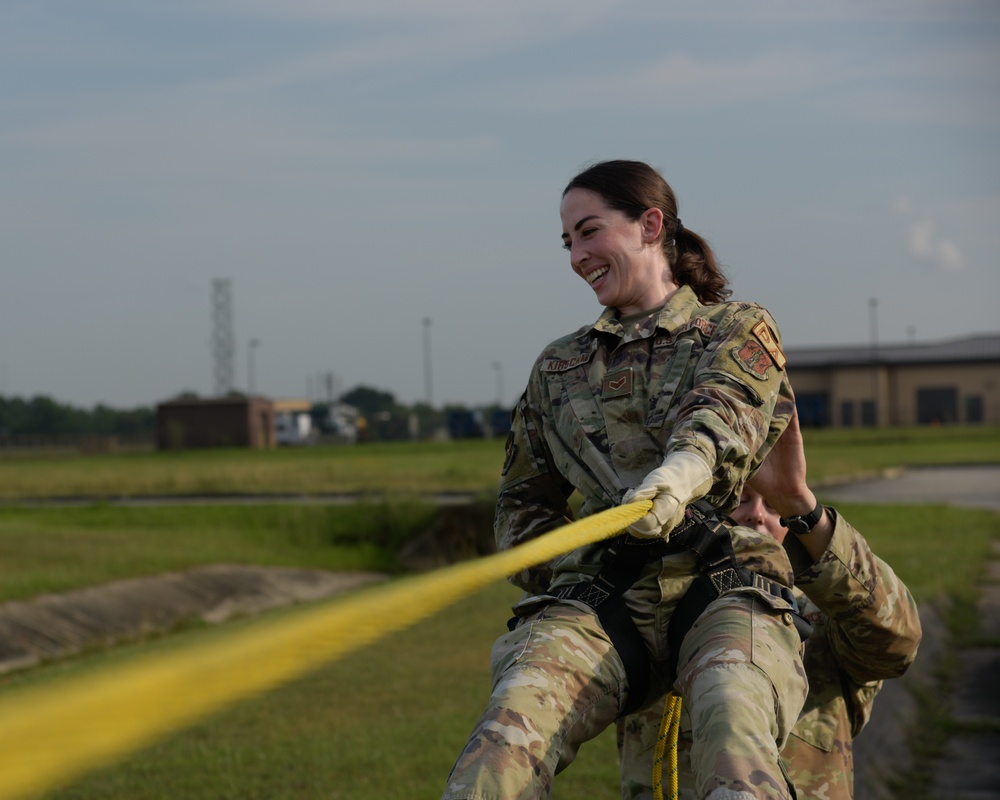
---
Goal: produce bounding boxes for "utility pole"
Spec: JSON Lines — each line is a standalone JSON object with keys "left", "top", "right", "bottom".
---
{"left": 423, "top": 317, "right": 433, "bottom": 406}
{"left": 492, "top": 361, "right": 503, "bottom": 407}
{"left": 247, "top": 339, "right": 260, "bottom": 395}
{"left": 211, "top": 279, "right": 235, "bottom": 396}
{"left": 869, "top": 297, "right": 879, "bottom": 426}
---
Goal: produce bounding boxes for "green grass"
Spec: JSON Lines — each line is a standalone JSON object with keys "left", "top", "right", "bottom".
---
{"left": 0, "top": 432, "right": 997, "bottom": 798}
{"left": 0, "top": 500, "right": 439, "bottom": 602}
{"left": 0, "top": 502, "right": 992, "bottom": 800}
{"left": 0, "top": 424, "right": 997, "bottom": 499}
{"left": 799, "top": 424, "right": 1000, "bottom": 484}
{"left": 0, "top": 439, "right": 507, "bottom": 499}
{"left": 8, "top": 581, "right": 628, "bottom": 800}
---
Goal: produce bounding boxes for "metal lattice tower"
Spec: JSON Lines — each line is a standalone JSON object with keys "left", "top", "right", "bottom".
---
{"left": 211, "top": 279, "right": 235, "bottom": 396}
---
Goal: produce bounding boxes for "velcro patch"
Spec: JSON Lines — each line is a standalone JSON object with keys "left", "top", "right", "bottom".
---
{"left": 541, "top": 353, "right": 590, "bottom": 372}
{"left": 602, "top": 369, "right": 633, "bottom": 398}
{"left": 731, "top": 339, "right": 774, "bottom": 381}
{"left": 675, "top": 318, "right": 719, "bottom": 340}
{"left": 751, "top": 321, "right": 786, "bottom": 370}
{"left": 501, "top": 435, "right": 517, "bottom": 476}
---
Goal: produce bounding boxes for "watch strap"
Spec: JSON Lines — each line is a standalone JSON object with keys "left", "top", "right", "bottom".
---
{"left": 780, "top": 501, "right": 824, "bottom": 535}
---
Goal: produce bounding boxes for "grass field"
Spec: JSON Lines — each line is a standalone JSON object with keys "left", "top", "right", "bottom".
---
{"left": 0, "top": 501, "right": 438, "bottom": 602}
{"left": 0, "top": 427, "right": 997, "bottom": 799}
{"left": 0, "top": 424, "right": 997, "bottom": 499}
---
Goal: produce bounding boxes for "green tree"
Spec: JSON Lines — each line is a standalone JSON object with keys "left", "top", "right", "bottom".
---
{"left": 340, "top": 386, "right": 398, "bottom": 417}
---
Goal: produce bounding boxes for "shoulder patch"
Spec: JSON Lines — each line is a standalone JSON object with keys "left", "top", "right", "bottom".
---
{"left": 751, "top": 321, "right": 786, "bottom": 370}
{"left": 731, "top": 339, "right": 775, "bottom": 380}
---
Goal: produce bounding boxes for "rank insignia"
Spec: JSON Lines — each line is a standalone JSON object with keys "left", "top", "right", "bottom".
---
{"left": 603, "top": 369, "right": 633, "bottom": 398}
{"left": 751, "top": 321, "right": 787, "bottom": 370}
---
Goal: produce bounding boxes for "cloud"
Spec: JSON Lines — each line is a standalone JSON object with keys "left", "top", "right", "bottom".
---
{"left": 200, "top": 0, "right": 1000, "bottom": 26}
{"left": 894, "top": 194, "right": 964, "bottom": 272}
{"left": 504, "top": 46, "right": 865, "bottom": 112}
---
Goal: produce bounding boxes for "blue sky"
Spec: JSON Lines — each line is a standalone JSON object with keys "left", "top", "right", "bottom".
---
{"left": 3, "top": 1, "right": 998, "bottom": 410}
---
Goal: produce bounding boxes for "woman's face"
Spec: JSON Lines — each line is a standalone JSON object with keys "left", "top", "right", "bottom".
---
{"left": 560, "top": 188, "right": 676, "bottom": 316}
{"left": 731, "top": 487, "right": 787, "bottom": 543}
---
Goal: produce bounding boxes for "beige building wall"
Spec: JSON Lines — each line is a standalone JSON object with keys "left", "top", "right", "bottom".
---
{"left": 889, "top": 363, "right": 1000, "bottom": 425}
{"left": 786, "top": 362, "right": 1000, "bottom": 427}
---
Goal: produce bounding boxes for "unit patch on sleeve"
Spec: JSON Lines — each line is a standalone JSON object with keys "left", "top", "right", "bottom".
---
{"left": 751, "top": 321, "right": 787, "bottom": 370}
{"left": 732, "top": 339, "right": 774, "bottom": 380}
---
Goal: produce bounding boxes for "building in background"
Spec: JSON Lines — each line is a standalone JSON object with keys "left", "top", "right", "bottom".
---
{"left": 786, "top": 333, "right": 1000, "bottom": 427}
{"left": 156, "top": 396, "right": 275, "bottom": 450}
{"left": 273, "top": 398, "right": 316, "bottom": 446}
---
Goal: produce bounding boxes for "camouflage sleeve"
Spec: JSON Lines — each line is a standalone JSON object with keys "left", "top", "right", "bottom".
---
{"left": 666, "top": 305, "right": 795, "bottom": 507}
{"left": 494, "top": 389, "right": 576, "bottom": 594}
{"left": 792, "top": 508, "right": 923, "bottom": 686}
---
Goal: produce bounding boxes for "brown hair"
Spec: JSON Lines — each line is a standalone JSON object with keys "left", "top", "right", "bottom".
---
{"left": 563, "top": 160, "right": 730, "bottom": 304}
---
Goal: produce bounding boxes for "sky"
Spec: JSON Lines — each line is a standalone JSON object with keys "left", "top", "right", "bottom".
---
{"left": 3, "top": 1, "right": 998, "bottom": 411}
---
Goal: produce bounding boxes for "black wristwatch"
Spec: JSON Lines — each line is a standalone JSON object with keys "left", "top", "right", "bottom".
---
{"left": 780, "top": 501, "right": 824, "bottom": 535}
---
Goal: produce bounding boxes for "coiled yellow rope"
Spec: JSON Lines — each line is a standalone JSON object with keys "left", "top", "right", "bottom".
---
{"left": 652, "top": 691, "right": 683, "bottom": 800}
{"left": 0, "top": 500, "right": 651, "bottom": 800}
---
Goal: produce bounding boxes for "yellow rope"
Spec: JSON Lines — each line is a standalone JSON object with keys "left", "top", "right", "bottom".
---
{"left": 0, "top": 500, "right": 651, "bottom": 800}
{"left": 652, "top": 691, "right": 683, "bottom": 800}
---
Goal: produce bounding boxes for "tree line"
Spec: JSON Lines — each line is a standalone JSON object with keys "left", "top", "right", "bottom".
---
{"left": 0, "top": 395, "right": 154, "bottom": 437}
{"left": 0, "top": 388, "right": 507, "bottom": 438}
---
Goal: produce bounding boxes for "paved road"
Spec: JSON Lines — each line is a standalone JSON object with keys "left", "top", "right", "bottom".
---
{"left": 819, "top": 464, "right": 1000, "bottom": 511}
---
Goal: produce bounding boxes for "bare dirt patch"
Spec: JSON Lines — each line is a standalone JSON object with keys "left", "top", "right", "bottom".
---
{"left": 0, "top": 565, "right": 388, "bottom": 674}
{"left": 0, "top": 502, "right": 498, "bottom": 675}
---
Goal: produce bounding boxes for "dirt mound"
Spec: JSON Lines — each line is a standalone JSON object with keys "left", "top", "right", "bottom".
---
{"left": 0, "top": 502, "right": 498, "bottom": 676}
{"left": 0, "top": 565, "right": 388, "bottom": 674}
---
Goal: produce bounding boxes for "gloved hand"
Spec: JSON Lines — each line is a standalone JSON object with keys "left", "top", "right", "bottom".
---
{"left": 621, "top": 451, "right": 713, "bottom": 539}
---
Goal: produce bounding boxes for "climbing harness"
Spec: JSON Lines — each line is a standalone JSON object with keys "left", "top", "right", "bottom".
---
{"left": 649, "top": 501, "right": 812, "bottom": 799}
{"left": 540, "top": 500, "right": 809, "bottom": 718}
{"left": 666, "top": 501, "right": 812, "bottom": 681}
{"left": 551, "top": 534, "right": 667, "bottom": 715}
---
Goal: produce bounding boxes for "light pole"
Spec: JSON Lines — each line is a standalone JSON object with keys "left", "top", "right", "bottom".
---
{"left": 868, "top": 298, "right": 879, "bottom": 425}
{"left": 422, "top": 318, "right": 433, "bottom": 406}
{"left": 492, "top": 361, "right": 503, "bottom": 407}
{"left": 248, "top": 339, "right": 260, "bottom": 395}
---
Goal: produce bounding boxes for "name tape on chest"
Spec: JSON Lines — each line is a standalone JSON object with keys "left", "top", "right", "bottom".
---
{"left": 674, "top": 318, "right": 719, "bottom": 340}
{"left": 542, "top": 354, "right": 590, "bottom": 372}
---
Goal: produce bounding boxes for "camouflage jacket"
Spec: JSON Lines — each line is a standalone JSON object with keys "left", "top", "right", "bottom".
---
{"left": 779, "top": 508, "right": 922, "bottom": 800}
{"left": 496, "top": 285, "right": 795, "bottom": 596}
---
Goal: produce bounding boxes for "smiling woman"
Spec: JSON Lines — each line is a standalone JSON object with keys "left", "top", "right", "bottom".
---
{"left": 442, "top": 160, "right": 811, "bottom": 800}
{"left": 560, "top": 159, "right": 729, "bottom": 315}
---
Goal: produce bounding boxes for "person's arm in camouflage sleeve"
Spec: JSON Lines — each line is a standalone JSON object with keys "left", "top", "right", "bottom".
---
{"left": 669, "top": 306, "right": 794, "bottom": 483}
{"left": 747, "top": 407, "right": 922, "bottom": 684}
{"left": 494, "top": 389, "right": 577, "bottom": 594}
{"left": 626, "top": 305, "right": 795, "bottom": 536}
{"left": 787, "top": 513, "right": 922, "bottom": 683}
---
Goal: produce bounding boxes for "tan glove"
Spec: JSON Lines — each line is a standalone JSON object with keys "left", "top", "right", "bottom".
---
{"left": 621, "top": 451, "right": 713, "bottom": 539}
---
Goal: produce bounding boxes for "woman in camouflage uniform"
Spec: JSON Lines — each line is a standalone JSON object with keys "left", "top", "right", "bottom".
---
{"left": 443, "top": 160, "right": 811, "bottom": 800}
{"left": 617, "top": 410, "right": 922, "bottom": 800}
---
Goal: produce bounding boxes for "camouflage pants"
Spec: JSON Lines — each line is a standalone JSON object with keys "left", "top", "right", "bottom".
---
{"left": 442, "top": 601, "right": 627, "bottom": 800}
{"left": 618, "top": 594, "right": 807, "bottom": 800}
{"left": 442, "top": 535, "right": 807, "bottom": 800}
